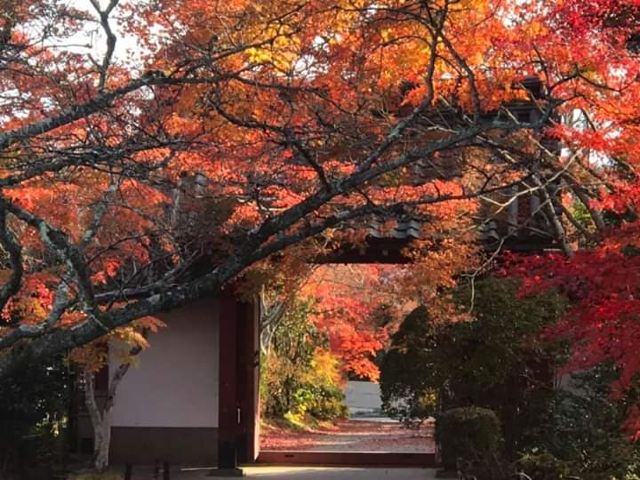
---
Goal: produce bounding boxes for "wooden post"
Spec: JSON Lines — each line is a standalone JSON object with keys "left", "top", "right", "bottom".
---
{"left": 212, "top": 295, "right": 244, "bottom": 477}
{"left": 235, "top": 300, "right": 260, "bottom": 463}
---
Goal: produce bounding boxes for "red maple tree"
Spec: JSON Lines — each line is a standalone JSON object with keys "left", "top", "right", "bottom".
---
{"left": 0, "top": 0, "right": 638, "bottom": 395}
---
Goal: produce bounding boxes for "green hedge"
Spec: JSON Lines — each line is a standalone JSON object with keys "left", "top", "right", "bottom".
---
{"left": 436, "top": 406, "right": 503, "bottom": 471}
{"left": 515, "top": 452, "right": 572, "bottom": 480}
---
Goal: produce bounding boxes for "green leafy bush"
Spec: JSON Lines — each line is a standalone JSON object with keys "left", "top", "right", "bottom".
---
{"left": 380, "top": 277, "right": 566, "bottom": 451}
{"left": 0, "top": 355, "right": 71, "bottom": 477}
{"left": 379, "top": 305, "right": 441, "bottom": 425}
{"left": 379, "top": 276, "right": 640, "bottom": 479}
{"left": 283, "top": 384, "right": 347, "bottom": 426}
{"left": 261, "top": 299, "right": 348, "bottom": 426}
{"left": 515, "top": 451, "right": 572, "bottom": 480}
{"left": 306, "top": 384, "right": 349, "bottom": 420}
{"left": 528, "top": 365, "right": 640, "bottom": 480}
{"left": 436, "top": 406, "right": 503, "bottom": 471}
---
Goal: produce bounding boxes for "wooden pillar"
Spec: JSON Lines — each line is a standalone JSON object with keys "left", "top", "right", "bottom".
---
{"left": 236, "top": 300, "right": 260, "bottom": 463}
{"left": 216, "top": 294, "right": 260, "bottom": 472}
{"left": 217, "top": 296, "right": 241, "bottom": 472}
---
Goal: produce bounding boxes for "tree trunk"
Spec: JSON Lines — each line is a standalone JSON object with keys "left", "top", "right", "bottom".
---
{"left": 83, "top": 354, "right": 135, "bottom": 472}
{"left": 94, "top": 411, "right": 112, "bottom": 472}
{"left": 83, "top": 370, "right": 110, "bottom": 472}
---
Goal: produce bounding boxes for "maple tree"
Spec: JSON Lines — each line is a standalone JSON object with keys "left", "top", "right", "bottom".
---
{"left": 495, "top": 0, "right": 640, "bottom": 439}
{"left": 298, "top": 255, "right": 476, "bottom": 382}
{"left": 68, "top": 316, "right": 164, "bottom": 470}
{"left": 259, "top": 290, "right": 352, "bottom": 428}
{"left": 304, "top": 265, "right": 392, "bottom": 381}
{"left": 0, "top": 0, "right": 637, "bottom": 392}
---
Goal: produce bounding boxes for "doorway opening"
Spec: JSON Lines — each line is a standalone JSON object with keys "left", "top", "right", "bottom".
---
{"left": 256, "top": 263, "right": 437, "bottom": 466}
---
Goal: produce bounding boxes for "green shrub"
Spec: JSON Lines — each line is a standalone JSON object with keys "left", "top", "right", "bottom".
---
{"left": 261, "top": 299, "right": 348, "bottom": 426}
{"left": 379, "top": 305, "right": 441, "bottom": 425}
{"left": 0, "top": 355, "right": 71, "bottom": 476}
{"left": 282, "top": 383, "right": 348, "bottom": 426}
{"left": 307, "top": 384, "right": 349, "bottom": 420}
{"left": 436, "top": 407, "right": 503, "bottom": 471}
{"left": 379, "top": 277, "right": 566, "bottom": 448}
{"left": 515, "top": 452, "right": 572, "bottom": 480}
{"left": 531, "top": 365, "right": 640, "bottom": 480}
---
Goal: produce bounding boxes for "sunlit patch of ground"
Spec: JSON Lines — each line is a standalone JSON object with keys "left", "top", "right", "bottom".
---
{"left": 113, "top": 466, "right": 438, "bottom": 479}
{"left": 240, "top": 466, "right": 437, "bottom": 479}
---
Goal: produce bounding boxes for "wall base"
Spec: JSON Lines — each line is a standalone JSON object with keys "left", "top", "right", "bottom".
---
{"left": 110, "top": 427, "right": 218, "bottom": 466}
{"left": 256, "top": 451, "right": 436, "bottom": 467}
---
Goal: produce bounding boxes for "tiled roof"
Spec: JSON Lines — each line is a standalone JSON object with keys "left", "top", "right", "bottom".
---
{"left": 367, "top": 216, "right": 422, "bottom": 240}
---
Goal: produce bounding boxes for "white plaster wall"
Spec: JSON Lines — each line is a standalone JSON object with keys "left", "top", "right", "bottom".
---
{"left": 110, "top": 298, "right": 219, "bottom": 428}
{"left": 345, "top": 380, "right": 383, "bottom": 415}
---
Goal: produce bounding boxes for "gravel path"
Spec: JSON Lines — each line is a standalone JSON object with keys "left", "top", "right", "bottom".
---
{"left": 261, "top": 419, "right": 435, "bottom": 453}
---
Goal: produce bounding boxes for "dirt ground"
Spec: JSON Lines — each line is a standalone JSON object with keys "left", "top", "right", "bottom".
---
{"left": 260, "top": 419, "right": 435, "bottom": 453}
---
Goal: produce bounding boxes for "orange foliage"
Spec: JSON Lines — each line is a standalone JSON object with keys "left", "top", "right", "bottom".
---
{"left": 3, "top": 0, "right": 640, "bottom": 413}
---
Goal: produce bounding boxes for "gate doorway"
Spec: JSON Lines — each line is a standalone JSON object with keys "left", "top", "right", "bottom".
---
{"left": 220, "top": 259, "right": 438, "bottom": 468}
{"left": 217, "top": 196, "right": 556, "bottom": 469}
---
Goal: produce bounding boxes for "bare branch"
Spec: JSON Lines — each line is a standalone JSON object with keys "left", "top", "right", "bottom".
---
{"left": 0, "top": 209, "right": 22, "bottom": 314}
{"left": 89, "top": 0, "right": 119, "bottom": 92}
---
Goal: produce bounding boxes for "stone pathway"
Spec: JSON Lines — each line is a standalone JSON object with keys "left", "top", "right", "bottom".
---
{"left": 261, "top": 419, "right": 435, "bottom": 453}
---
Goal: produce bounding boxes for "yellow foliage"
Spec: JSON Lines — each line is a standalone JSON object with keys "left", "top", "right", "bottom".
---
{"left": 68, "top": 318, "right": 166, "bottom": 372}
{"left": 245, "top": 24, "right": 302, "bottom": 71}
{"left": 303, "top": 348, "right": 344, "bottom": 387}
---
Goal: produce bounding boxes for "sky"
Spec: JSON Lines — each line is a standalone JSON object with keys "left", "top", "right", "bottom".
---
{"left": 62, "top": 0, "right": 151, "bottom": 70}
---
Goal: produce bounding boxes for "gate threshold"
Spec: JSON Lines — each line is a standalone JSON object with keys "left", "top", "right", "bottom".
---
{"left": 256, "top": 451, "right": 437, "bottom": 467}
